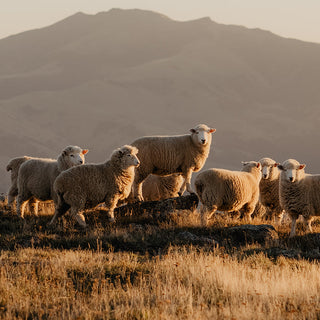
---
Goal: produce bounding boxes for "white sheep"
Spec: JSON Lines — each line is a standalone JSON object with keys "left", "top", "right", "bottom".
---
{"left": 16, "top": 146, "right": 88, "bottom": 218}
{"left": 195, "top": 161, "right": 261, "bottom": 225}
{"left": 6, "top": 156, "right": 33, "bottom": 209}
{"left": 142, "top": 174, "right": 184, "bottom": 201}
{"left": 258, "top": 157, "right": 284, "bottom": 225}
{"left": 49, "top": 145, "right": 140, "bottom": 228}
{"left": 130, "top": 124, "right": 216, "bottom": 201}
{"left": 278, "top": 158, "right": 320, "bottom": 237}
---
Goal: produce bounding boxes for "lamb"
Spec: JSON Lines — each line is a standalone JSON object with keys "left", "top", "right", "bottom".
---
{"left": 49, "top": 145, "right": 140, "bottom": 228}
{"left": 142, "top": 174, "right": 184, "bottom": 201}
{"left": 278, "top": 158, "right": 320, "bottom": 237}
{"left": 258, "top": 157, "right": 284, "bottom": 225}
{"left": 195, "top": 161, "right": 261, "bottom": 225}
{"left": 16, "top": 146, "right": 88, "bottom": 218}
{"left": 130, "top": 124, "right": 216, "bottom": 201}
{"left": 6, "top": 156, "right": 33, "bottom": 209}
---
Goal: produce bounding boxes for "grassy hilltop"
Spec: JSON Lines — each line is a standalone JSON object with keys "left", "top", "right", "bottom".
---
{"left": 0, "top": 201, "right": 320, "bottom": 319}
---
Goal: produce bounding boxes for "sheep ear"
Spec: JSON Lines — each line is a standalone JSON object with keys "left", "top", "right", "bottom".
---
{"left": 82, "top": 149, "right": 89, "bottom": 155}
{"left": 241, "top": 161, "right": 247, "bottom": 166}
{"left": 256, "top": 163, "right": 261, "bottom": 168}
{"left": 190, "top": 129, "right": 196, "bottom": 133}
{"left": 278, "top": 165, "right": 284, "bottom": 171}
{"left": 299, "top": 164, "right": 306, "bottom": 170}
{"left": 62, "top": 150, "right": 67, "bottom": 156}
{"left": 209, "top": 128, "right": 216, "bottom": 133}
{"left": 274, "top": 163, "right": 280, "bottom": 167}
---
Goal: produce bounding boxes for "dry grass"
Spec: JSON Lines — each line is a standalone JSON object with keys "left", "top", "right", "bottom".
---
{"left": 1, "top": 201, "right": 320, "bottom": 319}
{"left": 0, "top": 247, "right": 320, "bottom": 319}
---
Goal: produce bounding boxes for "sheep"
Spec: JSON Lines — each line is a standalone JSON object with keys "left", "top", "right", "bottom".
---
{"left": 16, "top": 146, "right": 88, "bottom": 218}
{"left": 130, "top": 124, "right": 216, "bottom": 201}
{"left": 49, "top": 145, "right": 140, "bottom": 228}
{"left": 258, "top": 157, "right": 284, "bottom": 225}
{"left": 6, "top": 156, "right": 33, "bottom": 209}
{"left": 278, "top": 158, "right": 320, "bottom": 237}
{"left": 142, "top": 174, "right": 184, "bottom": 201}
{"left": 195, "top": 161, "right": 261, "bottom": 225}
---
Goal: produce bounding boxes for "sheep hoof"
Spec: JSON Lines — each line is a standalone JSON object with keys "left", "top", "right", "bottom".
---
{"left": 75, "top": 214, "right": 87, "bottom": 228}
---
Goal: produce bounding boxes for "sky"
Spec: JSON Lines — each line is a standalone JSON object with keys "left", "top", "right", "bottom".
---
{"left": 1, "top": 0, "right": 320, "bottom": 43}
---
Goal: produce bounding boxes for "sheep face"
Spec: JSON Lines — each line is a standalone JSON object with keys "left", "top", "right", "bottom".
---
{"left": 112, "top": 145, "right": 140, "bottom": 169}
{"left": 278, "top": 159, "right": 306, "bottom": 183}
{"left": 190, "top": 124, "right": 216, "bottom": 147}
{"left": 63, "top": 146, "right": 88, "bottom": 166}
{"left": 241, "top": 161, "right": 261, "bottom": 174}
{"left": 259, "top": 158, "right": 279, "bottom": 179}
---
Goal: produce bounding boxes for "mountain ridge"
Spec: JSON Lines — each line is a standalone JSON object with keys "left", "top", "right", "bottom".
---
{"left": 0, "top": 8, "right": 320, "bottom": 192}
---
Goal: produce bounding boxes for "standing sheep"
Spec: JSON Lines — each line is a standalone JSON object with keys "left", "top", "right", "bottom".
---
{"left": 6, "top": 156, "right": 33, "bottom": 210}
{"left": 278, "top": 159, "right": 320, "bottom": 237}
{"left": 49, "top": 145, "right": 140, "bottom": 228}
{"left": 16, "top": 146, "right": 88, "bottom": 218}
{"left": 131, "top": 124, "right": 216, "bottom": 201}
{"left": 195, "top": 161, "right": 261, "bottom": 225}
{"left": 142, "top": 174, "right": 184, "bottom": 201}
{"left": 258, "top": 157, "right": 284, "bottom": 225}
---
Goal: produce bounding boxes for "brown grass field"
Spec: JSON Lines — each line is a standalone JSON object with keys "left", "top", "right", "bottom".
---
{"left": 0, "top": 201, "right": 320, "bottom": 320}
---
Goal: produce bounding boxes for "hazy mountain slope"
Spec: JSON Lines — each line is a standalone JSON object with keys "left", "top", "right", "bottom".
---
{"left": 1, "top": 8, "right": 320, "bottom": 192}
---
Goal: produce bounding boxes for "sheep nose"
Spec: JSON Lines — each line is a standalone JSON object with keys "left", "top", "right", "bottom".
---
{"left": 289, "top": 177, "right": 294, "bottom": 182}
{"left": 79, "top": 160, "right": 83, "bottom": 164}
{"left": 263, "top": 174, "right": 267, "bottom": 179}
{"left": 201, "top": 139, "right": 206, "bottom": 144}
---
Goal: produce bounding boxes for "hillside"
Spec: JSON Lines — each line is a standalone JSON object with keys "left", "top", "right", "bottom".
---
{"left": 1, "top": 8, "right": 320, "bottom": 192}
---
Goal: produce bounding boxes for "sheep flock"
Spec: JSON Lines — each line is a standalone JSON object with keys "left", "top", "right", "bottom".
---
{"left": 4, "top": 123, "right": 318, "bottom": 237}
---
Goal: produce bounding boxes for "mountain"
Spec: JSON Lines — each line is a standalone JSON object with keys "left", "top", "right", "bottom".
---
{"left": 1, "top": 8, "right": 320, "bottom": 192}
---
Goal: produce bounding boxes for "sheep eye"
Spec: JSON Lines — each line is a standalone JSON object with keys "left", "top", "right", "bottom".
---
{"left": 70, "top": 154, "right": 74, "bottom": 157}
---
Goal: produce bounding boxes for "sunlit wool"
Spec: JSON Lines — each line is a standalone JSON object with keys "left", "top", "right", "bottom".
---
{"left": 142, "top": 174, "right": 184, "bottom": 201}
{"left": 6, "top": 156, "right": 33, "bottom": 208}
{"left": 131, "top": 124, "right": 216, "bottom": 201}
{"left": 50, "top": 145, "right": 139, "bottom": 228}
{"left": 278, "top": 158, "right": 320, "bottom": 237}
{"left": 195, "top": 161, "right": 262, "bottom": 225}
{"left": 16, "top": 146, "right": 88, "bottom": 218}
{"left": 258, "top": 157, "right": 284, "bottom": 225}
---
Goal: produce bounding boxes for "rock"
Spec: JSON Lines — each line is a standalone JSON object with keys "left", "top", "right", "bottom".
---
{"left": 114, "top": 194, "right": 199, "bottom": 221}
{"left": 177, "top": 231, "right": 219, "bottom": 247}
{"left": 221, "top": 224, "right": 279, "bottom": 246}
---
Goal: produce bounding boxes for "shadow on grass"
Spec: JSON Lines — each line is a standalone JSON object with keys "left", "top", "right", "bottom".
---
{"left": 1, "top": 208, "right": 320, "bottom": 261}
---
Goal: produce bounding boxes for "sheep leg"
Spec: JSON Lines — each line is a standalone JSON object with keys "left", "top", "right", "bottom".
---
{"left": 200, "top": 204, "right": 217, "bottom": 226}
{"left": 104, "top": 198, "right": 118, "bottom": 222}
{"left": 274, "top": 210, "right": 285, "bottom": 227}
{"left": 304, "top": 216, "right": 313, "bottom": 233}
{"left": 132, "top": 172, "right": 148, "bottom": 202}
{"left": 7, "top": 185, "right": 18, "bottom": 207}
{"left": 179, "top": 169, "right": 194, "bottom": 196}
{"left": 70, "top": 207, "right": 87, "bottom": 228}
{"left": 241, "top": 203, "right": 256, "bottom": 222}
{"left": 289, "top": 215, "right": 298, "bottom": 237}
{"left": 28, "top": 198, "right": 39, "bottom": 216}
{"left": 16, "top": 195, "right": 29, "bottom": 219}
{"left": 49, "top": 201, "right": 70, "bottom": 225}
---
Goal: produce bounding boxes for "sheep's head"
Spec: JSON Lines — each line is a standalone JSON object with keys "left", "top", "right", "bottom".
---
{"left": 241, "top": 161, "right": 261, "bottom": 177}
{"left": 190, "top": 124, "right": 216, "bottom": 147}
{"left": 277, "top": 159, "right": 306, "bottom": 183}
{"left": 259, "top": 157, "right": 280, "bottom": 180}
{"left": 62, "top": 146, "right": 89, "bottom": 167}
{"left": 111, "top": 145, "right": 140, "bottom": 169}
